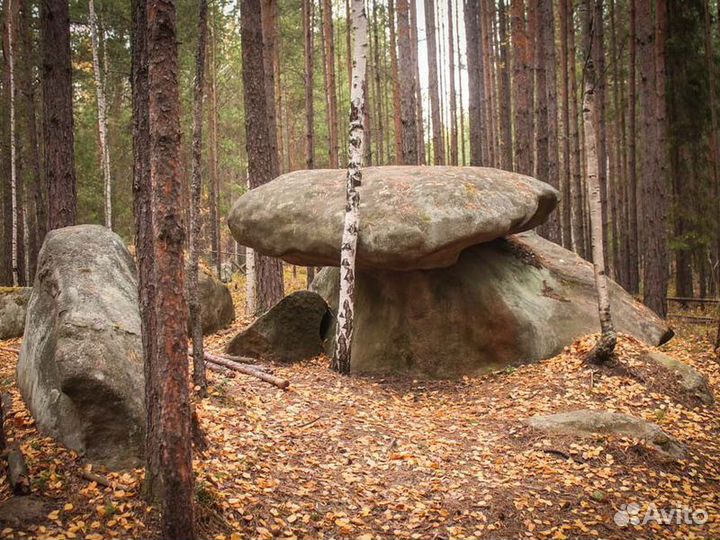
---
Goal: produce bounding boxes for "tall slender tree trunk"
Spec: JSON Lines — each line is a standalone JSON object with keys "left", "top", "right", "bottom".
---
{"left": 41, "top": 0, "right": 76, "bottom": 230}
{"left": 465, "top": 0, "right": 483, "bottom": 166}
{"left": 569, "top": 0, "right": 586, "bottom": 259}
{"left": 627, "top": 0, "right": 639, "bottom": 293}
{"left": 372, "top": 0, "right": 384, "bottom": 164}
{"left": 243, "top": 0, "right": 284, "bottom": 314}
{"left": 304, "top": 0, "right": 316, "bottom": 287}
{"left": 582, "top": 0, "right": 616, "bottom": 365}
{"left": 559, "top": 0, "right": 572, "bottom": 248}
{"left": 424, "top": 0, "right": 444, "bottom": 164}
{"left": 207, "top": 16, "right": 221, "bottom": 277}
{"left": 456, "top": 0, "right": 466, "bottom": 165}
{"left": 637, "top": 0, "right": 668, "bottom": 317}
{"left": 131, "top": 0, "right": 158, "bottom": 505}
{"left": 481, "top": 0, "right": 496, "bottom": 166}
{"left": 409, "top": 0, "right": 425, "bottom": 163}
{"left": 332, "top": 0, "right": 368, "bottom": 375}
{"left": 396, "top": 0, "right": 418, "bottom": 164}
{"left": 448, "top": 0, "right": 458, "bottom": 165}
{"left": 88, "top": 0, "right": 112, "bottom": 230}
{"left": 261, "top": 0, "right": 281, "bottom": 177}
{"left": 18, "top": 0, "right": 43, "bottom": 280}
{"left": 388, "top": 0, "right": 402, "bottom": 163}
{"left": 6, "top": 0, "right": 19, "bottom": 286}
{"left": 322, "top": 0, "right": 339, "bottom": 168}
{"left": 497, "top": 0, "right": 513, "bottom": 170}
{"left": 188, "top": 0, "right": 208, "bottom": 397}
{"left": 511, "top": 0, "right": 532, "bottom": 175}
{"left": 705, "top": 0, "right": 720, "bottom": 306}
{"left": 145, "top": 0, "right": 195, "bottom": 536}
{"left": 593, "top": 0, "right": 609, "bottom": 266}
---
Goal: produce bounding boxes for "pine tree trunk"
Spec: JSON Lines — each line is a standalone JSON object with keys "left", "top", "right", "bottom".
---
{"left": 447, "top": 0, "right": 458, "bottom": 165}
{"left": 568, "top": 0, "right": 586, "bottom": 259}
{"left": 145, "top": 0, "right": 195, "bottom": 535}
{"left": 396, "top": 0, "right": 418, "bottom": 164}
{"left": 465, "top": 0, "right": 484, "bottom": 166}
{"left": 482, "top": 0, "right": 497, "bottom": 167}
{"left": 243, "top": 0, "right": 284, "bottom": 314}
{"left": 88, "top": 0, "right": 112, "bottom": 230}
{"left": 456, "top": 0, "right": 466, "bottom": 165}
{"left": 424, "top": 0, "right": 444, "bottom": 165}
{"left": 304, "top": 0, "right": 315, "bottom": 288}
{"left": 511, "top": 0, "right": 532, "bottom": 175}
{"left": 207, "top": 16, "right": 221, "bottom": 277}
{"left": 559, "top": 0, "right": 572, "bottom": 248}
{"left": 261, "top": 0, "right": 280, "bottom": 178}
{"left": 41, "top": 0, "right": 76, "bottom": 230}
{"left": 627, "top": 0, "right": 639, "bottom": 293}
{"left": 388, "top": 0, "right": 402, "bottom": 163}
{"left": 188, "top": 0, "right": 209, "bottom": 397}
{"left": 372, "top": 0, "right": 384, "bottom": 164}
{"left": 637, "top": 0, "right": 668, "bottom": 317}
{"left": 497, "top": 0, "right": 513, "bottom": 170}
{"left": 332, "top": 0, "right": 368, "bottom": 375}
{"left": 322, "top": 0, "right": 339, "bottom": 168}
{"left": 582, "top": 0, "right": 616, "bottom": 365}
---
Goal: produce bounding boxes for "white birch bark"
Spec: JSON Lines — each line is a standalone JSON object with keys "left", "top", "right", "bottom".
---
{"left": 8, "top": 0, "right": 18, "bottom": 286}
{"left": 88, "top": 0, "right": 112, "bottom": 229}
{"left": 332, "top": 0, "right": 368, "bottom": 374}
{"left": 582, "top": 49, "right": 616, "bottom": 364}
{"left": 246, "top": 247, "right": 256, "bottom": 317}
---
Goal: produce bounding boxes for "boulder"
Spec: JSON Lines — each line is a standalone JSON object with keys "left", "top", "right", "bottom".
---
{"left": 312, "top": 232, "right": 672, "bottom": 377}
{"left": 17, "top": 225, "right": 145, "bottom": 468}
{"left": 226, "top": 290, "right": 329, "bottom": 362}
{"left": 644, "top": 350, "right": 714, "bottom": 405}
{"left": 526, "top": 409, "right": 687, "bottom": 459}
{"left": 0, "top": 287, "right": 31, "bottom": 340}
{"left": 197, "top": 268, "right": 235, "bottom": 335}
{"left": 228, "top": 166, "right": 559, "bottom": 271}
{"left": 0, "top": 496, "right": 49, "bottom": 528}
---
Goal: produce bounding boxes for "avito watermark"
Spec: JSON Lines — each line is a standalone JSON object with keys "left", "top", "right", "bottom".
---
{"left": 614, "top": 502, "right": 708, "bottom": 527}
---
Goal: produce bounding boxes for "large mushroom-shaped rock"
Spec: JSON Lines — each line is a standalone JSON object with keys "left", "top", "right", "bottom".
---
{"left": 312, "top": 232, "right": 672, "bottom": 377}
{"left": 228, "top": 166, "right": 559, "bottom": 270}
{"left": 17, "top": 225, "right": 144, "bottom": 468}
{"left": 0, "top": 287, "right": 31, "bottom": 340}
{"left": 526, "top": 409, "right": 687, "bottom": 459}
{"left": 197, "top": 268, "right": 235, "bottom": 335}
{"left": 226, "top": 291, "right": 328, "bottom": 362}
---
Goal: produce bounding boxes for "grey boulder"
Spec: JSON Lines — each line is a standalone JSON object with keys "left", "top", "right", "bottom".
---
{"left": 527, "top": 409, "right": 687, "bottom": 459}
{"left": 312, "top": 232, "right": 672, "bottom": 377}
{"left": 228, "top": 166, "right": 559, "bottom": 271}
{"left": 0, "top": 287, "right": 31, "bottom": 340}
{"left": 197, "top": 268, "right": 235, "bottom": 335}
{"left": 644, "top": 350, "right": 714, "bottom": 405}
{"left": 17, "top": 225, "right": 145, "bottom": 468}
{"left": 226, "top": 290, "right": 328, "bottom": 362}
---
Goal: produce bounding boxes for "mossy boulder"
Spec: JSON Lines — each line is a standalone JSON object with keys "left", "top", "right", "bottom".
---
{"left": 0, "top": 287, "right": 31, "bottom": 340}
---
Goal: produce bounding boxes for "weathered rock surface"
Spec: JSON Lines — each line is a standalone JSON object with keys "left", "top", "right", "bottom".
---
{"left": 17, "top": 225, "right": 144, "bottom": 468}
{"left": 313, "top": 232, "right": 672, "bottom": 377}
{"left": 197, "top": 268, "right": 235, "bottom": 335}
{"left": 226, "top": 291, "right": 328, "bottom": 362}
{"left": 228, "top": 166, "right": 559, "bottom": 270}
{"left": 644, "top": 350, "right": 714, "bottom": 405}
{"left": 526, "top": 409, "right": 687, "bottom": 459}
{"left": 0, "top": 496, "right": 49, "bottom": 527}
{"left": 0, "top": 287, "right": 31, "bottom": 340}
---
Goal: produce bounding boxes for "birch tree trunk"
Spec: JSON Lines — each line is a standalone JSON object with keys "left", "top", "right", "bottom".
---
{"left": 7, "top": 0, "right": 19, "bottom": 286}
{"left": 332, "top": 0, "right": 368, "bottom": 375}
{"left": 88, "top": 0, "right": 112, "bottom": 230}
{"left": 582, "top": 1, "right": 616, "bottom": 365}
{"left": 188, "top": 0, "right": 208, "bottom": 397}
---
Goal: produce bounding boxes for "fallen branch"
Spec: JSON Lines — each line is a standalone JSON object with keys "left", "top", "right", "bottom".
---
{"left": 204, "top": 352, "right": 289, "bottom": 390}
{"left": 77, "top": 469, "right": 129, "bottom": 491}
{"left": 204, "top": 361, "right": 236, "bottom": 378}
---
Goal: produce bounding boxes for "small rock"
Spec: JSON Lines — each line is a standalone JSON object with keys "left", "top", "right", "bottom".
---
{"left": 0, "top": 496, "right": 49, "bottom": 527}
{"left": 644, "top": 350, "right": 714, "bottom": 405}
{"left": 526, "top": 409, "right": 687, "bottom": 459}
{"left": 0, "top": 287, "right": 31, "bottom": 340}
{"left": 196, "top": 269, "right": 235, "bottom": 335}
{"left": 226, "top": 291, "right": 329, "bottom": 363}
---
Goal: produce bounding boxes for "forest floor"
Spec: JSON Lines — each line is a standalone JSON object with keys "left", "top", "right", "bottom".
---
{"left": 0, "top": 269, "right": 719, "bottom": 540}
